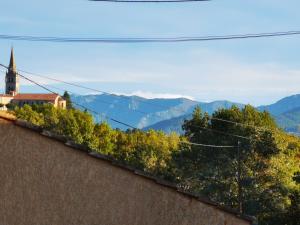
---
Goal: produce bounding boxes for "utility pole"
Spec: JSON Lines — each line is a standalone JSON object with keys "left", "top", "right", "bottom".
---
{"left": 237, "top": 140, "right": 243, "bottom": 214}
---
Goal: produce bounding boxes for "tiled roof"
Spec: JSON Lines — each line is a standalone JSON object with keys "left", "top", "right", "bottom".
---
{"left": 13, "top": 93, "right": 60, "bottom": 101}
{"left": 0, "top": 112, "right": 255, "bottom": 223}
{"left": 0, "top": 94, "right": 13, "bottom": 97}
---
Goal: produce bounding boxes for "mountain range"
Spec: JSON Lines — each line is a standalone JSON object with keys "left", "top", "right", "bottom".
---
{"left": 72, "top": 94, "right": 300, "bottom": 134}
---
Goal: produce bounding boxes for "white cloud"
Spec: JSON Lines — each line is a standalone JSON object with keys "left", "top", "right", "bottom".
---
{"left": 113, "top": 91, "right": 196, "bottom": 100}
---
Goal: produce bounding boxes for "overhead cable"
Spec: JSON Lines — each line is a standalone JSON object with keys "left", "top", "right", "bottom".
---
{"left": 42, "top": 81, "right": 251, "bottom": 140}
{"left": 90, "top": 0, "right": 210, "bottom": 2}
{"left": 0, "top": 31, "right": 300, "bottom": 44}
{"left": 179, "top": 140, "right": 237, "bottom": 148}
{"left": 12, "top": 70, "right": 237, "bottom": 148}
{"left": 17, "top": 68, "right": 174, "bottom": 111}
{"left": 210, "top": 117, "right": 279, "bottom": 132}
{"left": 0, "top": 63, "right": 275, "bottom": 138}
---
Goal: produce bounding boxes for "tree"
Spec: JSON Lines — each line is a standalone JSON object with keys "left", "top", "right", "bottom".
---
{"left": 293, "top": 172, "right": 300, "bottom": 184}
{"left": 285, "top": 190, "right": 300, "bottom": 225}
{"left": 6, "top": 102, "right": 17, "bottom": 111}
{"left": 112, "top": 129, "right": 180, "bottom": 177}
{"left": 92, "top": 122, "right": 116, "bottom": 155}
{"left": 13, "top": 103, "right": 299, "bottom": 224}
{"left": 14, "top": 104, "right": 44, "bottom": 126}
{"left": 14, "top": 104, "right": 95, "bottom": 146}
{"left": 63, "top": 91, "right": 73, "bottom": 109}
{"left": 174, "top": 105, "right": 295, "bottom": 225}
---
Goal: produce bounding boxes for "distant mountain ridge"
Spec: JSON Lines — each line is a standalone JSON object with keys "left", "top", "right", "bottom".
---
{"left": 142, "top": 114, "right": 191, "bottom": 134}
{"left": 275, "top": 107, "right": 300, "bottom": 133}
{"left": 258, "top": 94, "right": 300, "bottom": 116}
{"left": 72, "top": 94, "right": 243, "bottom": 130}
{"left": 72, "top": 94, "right": 197, "bottom": 129}
{"left": 72, "top": 93, "right": 300, "bottom": 135}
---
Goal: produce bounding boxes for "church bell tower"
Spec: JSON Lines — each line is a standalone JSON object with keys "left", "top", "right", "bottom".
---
{"left": 5, "top": 48, "right": 19, "bottom": 95}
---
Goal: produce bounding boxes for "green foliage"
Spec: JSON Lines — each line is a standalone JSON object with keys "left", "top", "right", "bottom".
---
{"left": 6, "top": 102, "right": 17, "bottom": 111}
{"left": 14, "top": 104, "right": 180, "bottom": 177}
{"left": 113, "top": 129, "right": 180, "bottom": 176}
{"left": 92, "top": 122, "right": 117, "bottom": 155}
{"left": 15, "top": 104, "right": 44, "bottom": 125}
{"left": 293, "top": 172, "right": 300, "bottom": 184}
{"left": 13, "top": 103, "right": 300, "bottom": 225}
{"left": 285, "top": 190, "right": 300, "bottom": 225}
{"left": 15, "top": 103, "right": 95, "bottom": 146}
{"left": 63, "top": 91, "right": 73, "bottom": 109}
{"left": 176, "top": 105, "right": 300, "bottom": 225}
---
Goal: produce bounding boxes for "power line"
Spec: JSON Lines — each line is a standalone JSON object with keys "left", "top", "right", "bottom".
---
{"left": 42, "top": 80, "right": 251, "bottom": 140}
{"left": 72, "top": 101, "right": 137, "bottom": 129}
{"left": 0, "top": 64, "right": 259, "bottom": 140}
{"left": 26, "top": 80, "right": 138, "bottom": 128}
{"left": 0, "top": 63, "right": 276, "bottom": 138}
{"left": 41, "top": 79, "right": 251, "bottom": 140}
{"left": 0, "top": 64, "right": 57, "bottom": 95}
{"left": 43, "top": 79, "right": 251, "bottom": 140}
{"left": 90, "top": 0, "right": 210, "bottom": 2}
{"left": 45, "top": 84, "right": 148, "bottom": 115}
{"left": 6, "top": 67, "right": 277, "bottom": 149}
{"left": 197, "top": 126, "right": 251, "bottom": 140}
{"left": 179, "top": 140, "right": 236, "bottom": 148}
{"left": 19, "top": 77, "right": 135, "bottom": 129}
{"left": 12, "top": 69, "right": 238, "bottom": 148}
{"left": 210, "top": 117, "right": 280, "bottom": 132}
{"left": 42, "top": 90, "right": 236, "bottom": 148}
{"left": 17, "top": 67, "right": 169, "bottom": 111}
{"left": 17, "top": 74, "right": 58, "bottom": 95}
{"left": 0, "top": 64, "right": 137, "bottom": 129}
{"left": 38, "top": 76, "right": 250, "bottom": 141}
{"left": 3, "top": 67, "right": 249, "bottom": 213}
{"left": 1, "top": 63, "right": 169, "bottom": 113}
{"left": 1, "top": 31, "right": 300, "bottom": 44}
{"left": 15, "top": 66, "right": 253, "bottom": 140}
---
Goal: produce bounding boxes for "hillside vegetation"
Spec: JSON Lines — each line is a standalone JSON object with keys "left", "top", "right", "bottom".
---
{"left": 13, "top": 103, "right": 300, "bottom": 225}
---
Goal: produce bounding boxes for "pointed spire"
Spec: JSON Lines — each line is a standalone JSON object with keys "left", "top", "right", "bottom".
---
{"left": 9, "top": 47, "right": 16, "bottom": 72}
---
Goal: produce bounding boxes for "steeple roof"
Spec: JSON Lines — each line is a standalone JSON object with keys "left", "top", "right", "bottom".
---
{"left": 9, "top": 47, "right": 16, "bottom": 72}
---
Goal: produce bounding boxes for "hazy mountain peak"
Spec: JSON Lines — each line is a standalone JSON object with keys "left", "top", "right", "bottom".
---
{"left": 258, "top": 94, "right": 300, "bottom": 116}
{"left": 72, "top": 93, "right": 300, "bottom": 135}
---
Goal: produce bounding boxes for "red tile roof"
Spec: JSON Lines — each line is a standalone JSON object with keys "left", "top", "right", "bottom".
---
{"left": 13, "top": 93, "right": 60, "bottom": 101}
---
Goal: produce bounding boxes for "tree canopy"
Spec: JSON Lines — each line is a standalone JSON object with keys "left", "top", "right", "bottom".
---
{"left": 13, "top": 103, "right": 300, "bottom": 225}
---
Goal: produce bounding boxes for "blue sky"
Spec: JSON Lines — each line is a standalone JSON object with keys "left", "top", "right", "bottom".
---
{"left": 1, "top": 0, "right": 300, "bottom": 106}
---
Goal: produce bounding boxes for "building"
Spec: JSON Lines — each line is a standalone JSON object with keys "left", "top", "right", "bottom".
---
{"left": 0, "top": 48, "right": 66, "bottom": 110}
{"left": 11, "top": 93, "right": 66, "bottom": 108}
{"left": 0, "top": 112, "right": 254, "bottom": 225}
{"left": 5, "top": 48, "right": 20, "bottom": 95}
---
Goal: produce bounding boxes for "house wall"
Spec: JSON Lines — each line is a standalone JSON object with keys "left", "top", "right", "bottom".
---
{"left": 54, "top": 97, "right": 67, "bottom": 109}
{"left": 0, "top": 96, "right": 13, "bottom": 105}
{"left": 12, "top": 99, "right": 51, "bottom": 106}
{"left": 58, "top": 99, "right": 67, "bottom": 109}
{"left": 12, "top": 99, "right": 56, "bottom": 108}
{"left": 0, "top": 96, "right": 13, "bottom": 110}
{"left": 0, "top": 118, "right": 251, "bottom": 225}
